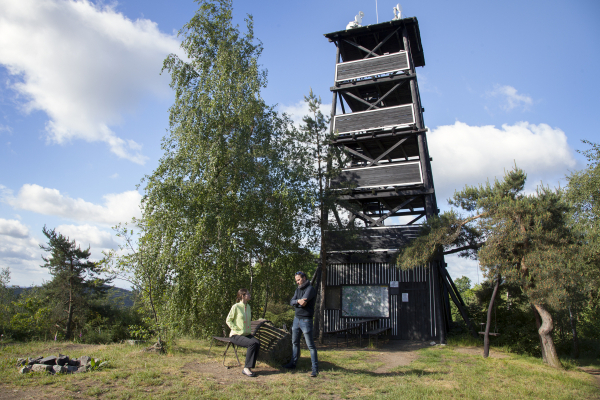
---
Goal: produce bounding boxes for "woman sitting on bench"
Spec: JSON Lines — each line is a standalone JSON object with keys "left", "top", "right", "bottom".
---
{"left": 226, "top": 288, "right": 260, "bottom": 377}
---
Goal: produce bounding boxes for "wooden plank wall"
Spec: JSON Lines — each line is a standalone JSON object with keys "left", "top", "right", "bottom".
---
{"left": 325, "top": 263, "right": 436, "bottom": 340}
{"left": 336, "top": 52, "right": 409, "bottom": 82}
{"left": 331, "top": 161, "right": 422, "bottom": 189}
{"left": 333, "top": 104, "right": 414, "bottom": 134}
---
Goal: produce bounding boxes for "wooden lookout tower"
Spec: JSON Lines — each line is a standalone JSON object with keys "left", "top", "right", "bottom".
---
{"left": 322, "top": 15, "right": 470, "bottom": 343}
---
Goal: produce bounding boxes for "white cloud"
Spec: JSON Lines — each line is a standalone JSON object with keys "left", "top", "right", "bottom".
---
{"left": 486, "top": 85, "right": 533, "bottom": 111}
{"left": 279, "top": 100, "right": 333, "bottom": 129}
{"left": 55, "top": 224, "right": 117, "bottom": 250}
{"left": 0, "top": 0, "right": 181, "bottom": 164}
{"left": 0, "top": 220, "right": 45, "bottom": 286}
{"left": 0, "top": 218, "right": 29, "bottom": 238}
{"left": 444, "top": 254, "right": 487, "bottom": 288}
{"left": 4, "top": 184, "right": 142, "bottom": 226}
{"left": 0, "top": 124, "right": 12, "bottom": 134}
{"left": 428, "top": 121, "right": 576, "bottom": 205}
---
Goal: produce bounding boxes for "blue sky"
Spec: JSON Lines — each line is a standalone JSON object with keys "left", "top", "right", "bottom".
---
{"left": 0, "top": 0, "right": 598, "bottom": 288}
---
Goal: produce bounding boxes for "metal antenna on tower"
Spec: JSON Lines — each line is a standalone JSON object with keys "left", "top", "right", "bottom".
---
{"left": 376, "top": 0, "right": 379, "bottom": 23}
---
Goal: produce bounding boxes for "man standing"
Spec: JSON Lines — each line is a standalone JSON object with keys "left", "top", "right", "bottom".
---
{"left": 283, "top": 271, "right": 319, "bottom": 377}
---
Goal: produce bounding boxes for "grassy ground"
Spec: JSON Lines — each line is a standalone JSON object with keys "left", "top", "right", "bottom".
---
{"left": 0, "top": 338, "right": 598, "bottom": 399}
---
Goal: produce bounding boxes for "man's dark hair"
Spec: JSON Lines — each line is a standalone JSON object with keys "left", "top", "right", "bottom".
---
{"left": 295, "top": 271, "right": 306, "bottom": 278}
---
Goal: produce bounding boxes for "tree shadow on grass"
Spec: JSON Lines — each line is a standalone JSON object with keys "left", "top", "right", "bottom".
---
{"left": 285, "top": 359, "right": 437, "bottom": 378}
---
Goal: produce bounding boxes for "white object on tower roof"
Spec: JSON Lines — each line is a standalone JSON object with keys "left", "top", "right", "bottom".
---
{"left": 393, "top": 4, "right": 402, "bottom": 20}
{"left": 346, "top": 11, "right": 364, "bottom": 30}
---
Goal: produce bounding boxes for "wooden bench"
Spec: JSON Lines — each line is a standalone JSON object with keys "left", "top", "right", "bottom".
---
{"left": 208, "top": 320, "right": 268, "bottom": 368}
{"left": 365, "top": 326, "right": 391, "bottom": 347}
{"left": 325, "top": 326, "right": 354, "bottom": 347}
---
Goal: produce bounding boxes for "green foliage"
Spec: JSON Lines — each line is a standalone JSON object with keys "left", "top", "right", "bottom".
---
{"left": 131, "top": 0, "right": 317, "bottom": 339}
{"left": 263, "top": 302, "right": 295, "bottom": 330}
{"left": 127, "top": 324, "right": 152, "bottom": 341}
{"left": 40, "top": 226, "right": 113, "bottom": 340}
{"left": 451, "top": 279, "right": 543, "bottom": 355}
{"left": 0, "top": 267, "right": 13, "bottom": 335}
{"left": 7, "top": 288, "right": 53, "bottom": 341}
{"left": 400, "top": 167, "right": 580, "bottom": 308}
{"left": 397, "top": 210, "right": 483, "bottom": 268}
{"left": 398, "top": 166, "right": 591, "bottom": 367}
{"left": 453, "top": 276, "right": 471, "bottom": 294}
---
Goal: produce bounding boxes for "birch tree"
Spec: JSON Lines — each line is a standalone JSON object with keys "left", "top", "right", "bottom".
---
{"left": 137, "top": 0, "right": 314, "bottom": 337}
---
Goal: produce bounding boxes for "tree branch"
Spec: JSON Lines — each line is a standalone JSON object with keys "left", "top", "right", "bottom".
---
{"left": 443, "top": 243, "right": 483, "bottom": 256}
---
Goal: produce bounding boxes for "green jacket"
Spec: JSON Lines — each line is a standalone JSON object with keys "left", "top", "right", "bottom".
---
{"left": 226, "top": 301, "right": 251, "bottom": 336}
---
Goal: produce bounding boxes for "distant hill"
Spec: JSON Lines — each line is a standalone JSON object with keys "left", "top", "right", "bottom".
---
{"left": 9, "top": 285, "right": 135, "bottom": 308}
{"left": 106, "top": 286, "right": 135, "bottom": 307}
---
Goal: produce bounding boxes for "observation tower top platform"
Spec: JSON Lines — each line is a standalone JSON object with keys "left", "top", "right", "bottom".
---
{"left": 323, "top": 17, "right": 425, "bottom": 68}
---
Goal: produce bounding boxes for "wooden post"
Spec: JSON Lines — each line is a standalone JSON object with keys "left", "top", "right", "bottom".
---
{"left": 404, "top": 26, "right": 435, "bottom": 217}
{"left": 329, "top": 44, "right": 340, "bottom": 135}
{"left": 431, "top": 261, "right": 446, "bottom": 344}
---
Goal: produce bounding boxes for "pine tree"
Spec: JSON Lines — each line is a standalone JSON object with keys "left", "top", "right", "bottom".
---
{"left": 40, "top": 226, "right": 110, "bottom": 340}
{"left": 397, "top": 167, "right": 581, "bottom": 368}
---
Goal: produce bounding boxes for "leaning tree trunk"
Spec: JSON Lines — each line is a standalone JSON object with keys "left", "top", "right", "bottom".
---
{"left": 483, "top": 274, "right": 500, "bottom": 358}
{"left": 531, "top": 306, "right": 547, "bottom": 363}
{"left": 568, "top": 306, "right": 580, "bottom": 359}
{"left": 533, "top": 303, "right": 562, "bottom": 369}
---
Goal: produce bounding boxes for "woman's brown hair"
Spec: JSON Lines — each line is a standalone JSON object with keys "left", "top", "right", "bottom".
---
{"left": 236, "top": 288, "right": 249, "bottom": 302}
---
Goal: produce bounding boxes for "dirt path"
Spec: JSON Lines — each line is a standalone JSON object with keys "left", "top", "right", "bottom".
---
{"left": 369, "top": 340, "right": 429, "bottom": 373}
{"left": 182, "top": 339, "right": 430, "bottom": 383}
{"left": 579, "top": 367, "right": 600, "bottom": 389}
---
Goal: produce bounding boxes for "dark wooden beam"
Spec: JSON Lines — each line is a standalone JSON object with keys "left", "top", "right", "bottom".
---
{"left": 331, "top": 72, "right": 414, "bottom": 92}
{"left": 399, "top": 142, "right": 410, "bottom": 160}
{"left": 375, "top": 140, "right": 393, "bottom": 163}
{"left": 329, "top": 44, "right": 340, "bottom": 134}
{"left": 342, "top": 38, "right": 373, "bottom": 56}
{"left": 439, "top": 266, "right": 478, "bottom": 338}
{"left": 379, "top": 198, "right": 393, "bottom": 211}
{"left": 407, "top": 214, "right": 424, "bottom": 225}
{"left": 342, "top": 144, "right": 373, "bottom": 163}
{"left": 331, "top": 128, "right": 426, "bottom": 144}
{"left": 369, "top": 137, "right": 409, "bottom": 166}
{"left": 358, "top": 142, "right": 375, "bottom": 160}
{"left": 367, "top": 82, "right": 404, "bottom": 111}
{"left": 332, "top": 206, "right": 343, "bottom": 227}
{"left": 343, "top": 90, "right": 378, "bottom": 109}
{"left": 338, "top": 92, "right": 346, "bottom": 114}
{"left": 336, "top": 187, "right": 434, "bottom": 201}
{"left": 362, "top": 27, "right": 401, "bottom": 59}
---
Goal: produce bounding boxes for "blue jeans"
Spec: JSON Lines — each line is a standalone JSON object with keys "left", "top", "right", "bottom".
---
{"left": 291, "top": 316, "right": 318, "bottom": 372}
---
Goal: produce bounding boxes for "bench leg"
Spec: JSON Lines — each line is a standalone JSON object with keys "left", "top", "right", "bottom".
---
{"left": 208, "top": 338, "right": 215, "bottom": 356}
{"left": 232, "top": 344, "right": 241, "bottom": 367}
{"left": 222, "top": 342, "right": 242, "bottom": 368}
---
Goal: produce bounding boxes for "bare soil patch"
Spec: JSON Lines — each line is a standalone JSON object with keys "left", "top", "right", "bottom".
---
{"left": 0, "top": 385, "right": 65, "bottom": 400}
{"left": 367, "top": 340, "right": 429, "bottom": 373}
{"left": 182, "top": 359, "right": 284, "bottom": 384}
